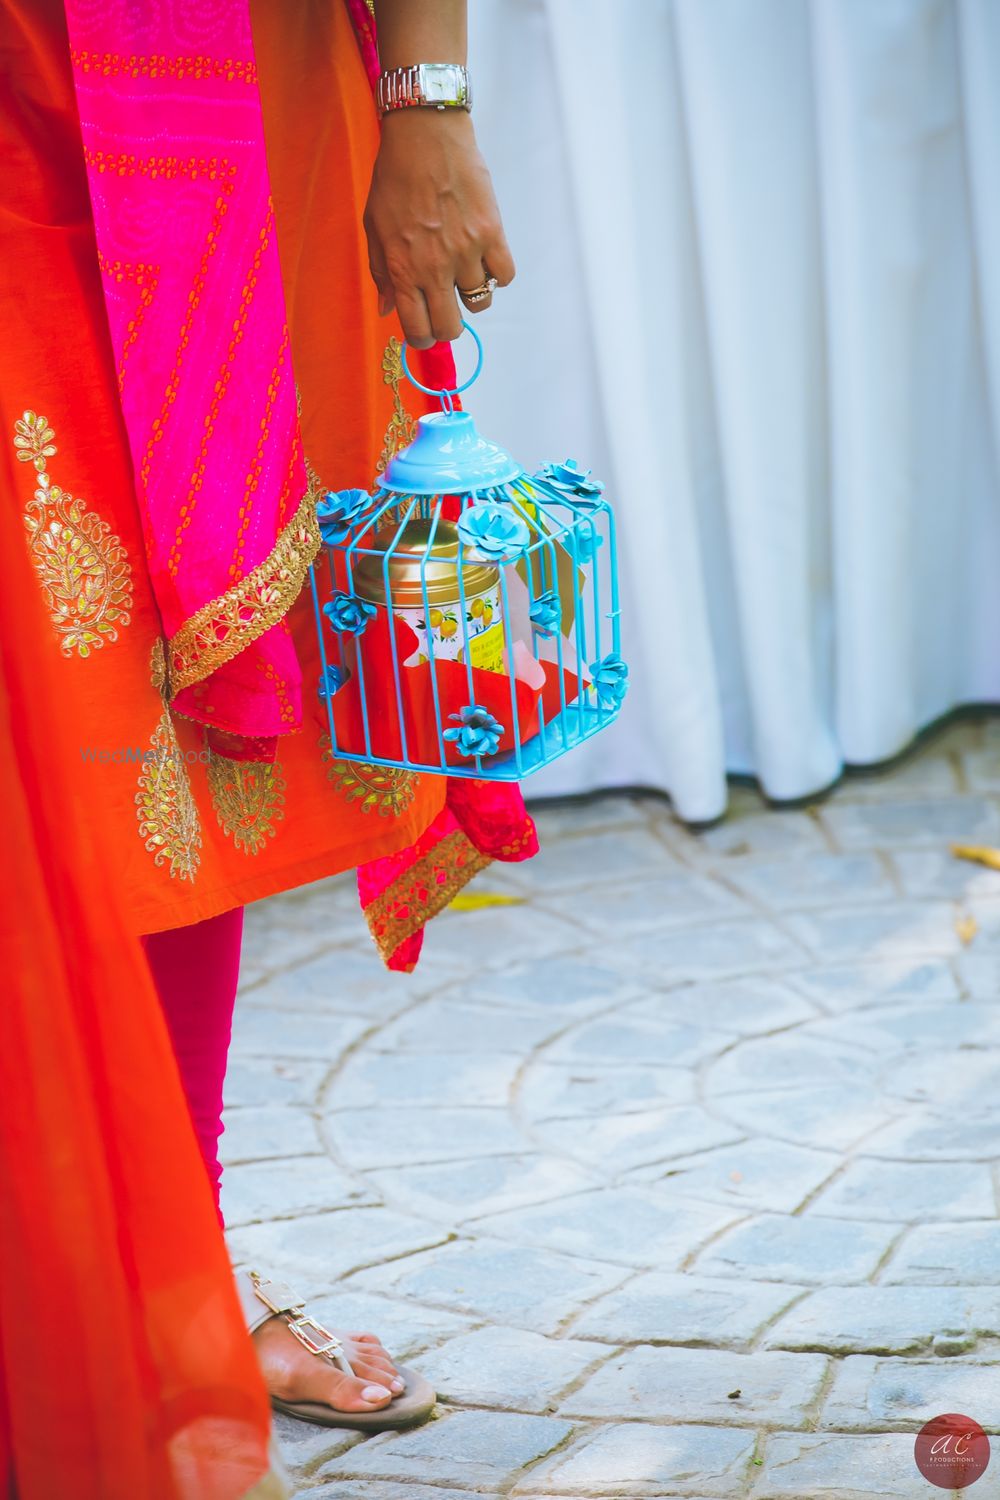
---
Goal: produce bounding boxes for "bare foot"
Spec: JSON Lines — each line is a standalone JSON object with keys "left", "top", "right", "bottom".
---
{"left": 252, "top": 1316, "right": 406, "bottom": 1414}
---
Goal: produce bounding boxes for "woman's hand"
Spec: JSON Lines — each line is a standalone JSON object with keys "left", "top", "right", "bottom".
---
{"left": 363, "top": 110, "right": 515, "bottom": 348}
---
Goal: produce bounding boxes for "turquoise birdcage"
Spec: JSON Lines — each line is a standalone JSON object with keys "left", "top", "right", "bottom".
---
{"left": 310, "top": 324, "right": 627, "bottom": 780}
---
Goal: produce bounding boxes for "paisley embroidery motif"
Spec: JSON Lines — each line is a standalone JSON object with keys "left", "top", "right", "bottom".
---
{"left": 14, "top": 410, "right": 133, "bottom": 658}
{"left": 321, "top": 738, "right": 418, "bottom": 817}
{"left": 136, "top": 640, "right": 202, "bottom": 881}
{"left": 377, "top": 336, "right": 417, "bottom": 475}
{"left": 207, "top": 751, "right": 286, "bottom": 854}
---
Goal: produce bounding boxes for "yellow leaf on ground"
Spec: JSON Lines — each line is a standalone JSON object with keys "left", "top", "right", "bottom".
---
{"left": 952, "top": 844, "right": 1000, "bottom": 873}
{"left": 449, "top": 891, "right": 526, "bottom": 911}
{"left": 955, "top": 914, "right": 978, "bottom": 946}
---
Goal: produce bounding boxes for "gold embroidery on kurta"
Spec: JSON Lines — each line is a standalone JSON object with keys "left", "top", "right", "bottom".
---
{"left": 364, "top": 828, "right": 492, "bottom": 967}
{"left": 14, "top": 411, "right": 133, "bottom": 658}
{"left": 168, "top": 477, "right": 322, "bottom": 694}
{"left": 378, "top": 336, "right": 417, "bottom": 475}
{"left": 207, "top": 752, "right": 286, "bottom": 854}
{"left": 136, "top": 640, "right": 202, "bottom": 881}
{"left": 321, "top": 739, "right": 418, "bottom": 817}
{"left": 150, "top": 635, "right": 171, "bottom": 701}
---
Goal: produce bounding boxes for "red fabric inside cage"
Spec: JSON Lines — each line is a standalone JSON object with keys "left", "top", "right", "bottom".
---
{"left": 329, "top": 609, "right": 584, "bottom": 768}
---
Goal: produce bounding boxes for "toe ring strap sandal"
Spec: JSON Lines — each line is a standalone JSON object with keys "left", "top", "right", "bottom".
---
{"left": 235, "top": 1268, "right": 437, "bottom": 1432}
{"left": 242, "top": 1270, "right": 356, "bottom": 1376}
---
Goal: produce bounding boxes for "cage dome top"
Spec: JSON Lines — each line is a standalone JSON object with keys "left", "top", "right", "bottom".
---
{"left": 376, "top": 323, "right": 522, "bottom": 495}
{"left": 378, "top": 409, "right": 522, "bottom": 495}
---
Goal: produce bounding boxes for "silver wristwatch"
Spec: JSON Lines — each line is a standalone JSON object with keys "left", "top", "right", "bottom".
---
{"left": 376, "top": 63, "right": 472, "bottom": 119}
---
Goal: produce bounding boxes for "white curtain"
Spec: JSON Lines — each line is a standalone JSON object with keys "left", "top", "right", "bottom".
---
{"left": 467, "top": 0, "right": 1000, "bottom": 821}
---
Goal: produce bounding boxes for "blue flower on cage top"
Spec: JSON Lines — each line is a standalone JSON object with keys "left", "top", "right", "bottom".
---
{"left": 317, "top": 663, "right": 349, "bottom": 699}
{"left": 323, "top": 591, "right": 377, "bottom": 636}
{"left": 457, "top": 501, "right": 530, "bottom": 560}
{"left": 540, "top": 459, "right": 605, "bottom": 500}
{"left": 571, "top": 517, "right": 604, "bottom": 563}
{"left": 316, "top": 487, "right": 374, "bottom": 544}
{"left": 590, "top": 653, "right": 629, "bottom": 709}
{"left": 529, "top": 589, "right": 561, "bottom": 638}
{"left": 443, "top": 703, "right": 505, "bottom": 757}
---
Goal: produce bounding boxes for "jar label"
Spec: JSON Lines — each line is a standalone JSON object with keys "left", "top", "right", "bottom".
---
{"left": 396, "top": 582, "right": 505, "bottom": 671}
{"left": 466, "top": 619, "right": 505, "bottom": 673}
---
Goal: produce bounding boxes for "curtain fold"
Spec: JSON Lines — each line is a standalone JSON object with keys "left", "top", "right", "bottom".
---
{"left": 470, "top": 0, "right": 1000, "bottom": 821}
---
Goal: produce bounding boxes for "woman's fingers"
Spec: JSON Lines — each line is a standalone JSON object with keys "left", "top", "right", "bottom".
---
{"left": 424, "top": 277, "right": 465, "bottom": 342}
{"left": 484, "top": 231, "right": 516, "bottom": 289}
{"left": 456, "top": 252, "right": 493, "bottom": 313}
{"left": 366, "top": 230, "right": 396, "bottom": 318}
{"left": 393, "top": 284, "right": 434, "bottom": 349}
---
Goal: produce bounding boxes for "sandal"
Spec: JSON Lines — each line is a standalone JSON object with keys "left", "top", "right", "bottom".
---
{"left": 236, "top": 1269, "right": 437, "bottom": 1431}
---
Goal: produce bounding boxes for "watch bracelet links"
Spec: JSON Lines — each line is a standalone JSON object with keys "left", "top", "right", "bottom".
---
{"left": 376, "top": 63, "right": 472, "bottom": 119}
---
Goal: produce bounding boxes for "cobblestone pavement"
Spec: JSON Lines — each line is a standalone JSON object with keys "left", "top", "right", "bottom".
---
{"left": 226, "top": 720, "right": 1000, "bottom": 1500}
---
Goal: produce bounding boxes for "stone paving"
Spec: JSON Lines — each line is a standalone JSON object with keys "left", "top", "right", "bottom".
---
{"left": 225, "top": 719, "right": 1000, "bottom": 1500}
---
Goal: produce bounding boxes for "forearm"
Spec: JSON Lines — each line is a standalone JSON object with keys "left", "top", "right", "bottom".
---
{"left": 365, "top": 0, "right": 513, "bottom": 347}
{"left": 372, "top": 1, "right": 467, "bottom": 70}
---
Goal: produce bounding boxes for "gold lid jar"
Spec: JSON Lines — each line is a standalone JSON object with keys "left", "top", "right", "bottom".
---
{"left": 351, "top": 518, "right": 498, "bottom": 606}
{"left": 352, "top": 517, "right": 505, "bottom": 672}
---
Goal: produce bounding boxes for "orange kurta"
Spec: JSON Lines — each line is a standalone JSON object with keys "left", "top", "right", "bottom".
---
{"left": 1, "top": 0, "right": 450, "bottom": 936}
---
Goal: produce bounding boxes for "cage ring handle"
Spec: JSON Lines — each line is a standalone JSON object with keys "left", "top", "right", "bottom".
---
{"left": 400, "top": 318, "right": 484, "bottom": 413}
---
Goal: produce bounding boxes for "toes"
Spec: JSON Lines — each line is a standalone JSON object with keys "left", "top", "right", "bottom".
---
{"left": 352, "top": 1352, "right": 402, "bottom": 1390}
{"left": 322, "top": 1370, "right": 393, "bottom": 1412}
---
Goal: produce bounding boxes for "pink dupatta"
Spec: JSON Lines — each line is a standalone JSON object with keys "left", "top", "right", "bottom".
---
{"left": 65, "top": 0, "right": 315, "bottom": 739}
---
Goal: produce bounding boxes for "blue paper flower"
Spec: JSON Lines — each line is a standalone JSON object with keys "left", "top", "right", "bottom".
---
{"left": 317, "top": 663, "right": 349, "bottom": 699}
{"left": 316, "top": 487, "right": 374, "bottom": 545}
{"left": 323, "top": 591, "right": 377, "bottom": 636}
{"left": 529, "top": 589, "right": 561, "bottom": 638}
{"left": 457, "top": 502, "right": 530, "bottom": 560}
{"left": 589, "top": 653, "right": 629, "bottom": 709}
{"left": 539, "top": 459, "right": 605, "bottom": 500}
{"left": 443, "top": 703, "right": 505, "bottom": 757}
{"left": 571, "top": 518, "right": 604, "bottom": 563}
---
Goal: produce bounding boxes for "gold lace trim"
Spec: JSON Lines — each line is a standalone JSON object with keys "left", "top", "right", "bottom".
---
{"left": 207, "top": 751, "right": 286, "bottom": 854}
{"left": 135, "top": 644, "right": 202, "bottom": 881}
{"left": 365, "top": 828, "right": 492, "bottom": 966}
{"left": 321, "top": 742, "right": 419, "bottom": 817}
{"left": 168, "top": 477, "right": 322, "bottom": 694}
{"left": 377, "top": 336, "right": 417, "bottom": 476}
{"left": 14, "top": 411, "right": 133, "bottom": 658}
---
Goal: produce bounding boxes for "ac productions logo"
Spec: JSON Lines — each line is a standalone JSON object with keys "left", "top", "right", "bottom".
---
{"left": 914, "top": 1413, "right": 990, "bottom": 1489}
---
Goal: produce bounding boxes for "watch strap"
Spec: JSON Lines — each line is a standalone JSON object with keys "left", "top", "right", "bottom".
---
{"left": 376, "top": 64, "right": 472, "bottom": 118}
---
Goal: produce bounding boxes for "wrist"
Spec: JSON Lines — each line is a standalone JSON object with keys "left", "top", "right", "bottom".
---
{"left": 379, "top": 106, "right": 474, "bottom": 137}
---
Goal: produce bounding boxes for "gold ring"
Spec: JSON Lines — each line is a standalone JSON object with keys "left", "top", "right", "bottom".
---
{"left": 458, "top": 276, "right": 498, "bottom": 304}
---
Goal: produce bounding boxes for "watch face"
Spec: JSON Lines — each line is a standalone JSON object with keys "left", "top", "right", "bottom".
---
{"left": 420, "top": 64, "right": 465, "bottom": 104}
